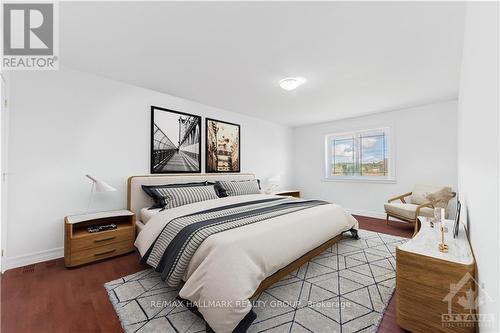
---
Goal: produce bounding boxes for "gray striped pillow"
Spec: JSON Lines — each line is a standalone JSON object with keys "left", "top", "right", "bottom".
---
{"left": 142, "top": 181, "right": 210, "bottom": 209}
{"left": 215, "top": 180, "right": 261, "bottom": 197}
{"left": 154, "top": 185, "right": 219, "bottom": 209}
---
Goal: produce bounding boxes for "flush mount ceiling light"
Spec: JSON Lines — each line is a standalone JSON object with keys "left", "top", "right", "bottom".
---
{"left": 279, "top": 77, "right": 306, "bottom": 91}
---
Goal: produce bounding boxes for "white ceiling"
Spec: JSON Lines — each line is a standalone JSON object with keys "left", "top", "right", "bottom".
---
{"left": 60, "top": 2, "right": 465, "bottom": 127}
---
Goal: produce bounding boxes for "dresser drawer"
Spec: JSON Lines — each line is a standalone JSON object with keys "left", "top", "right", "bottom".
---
{"left": 70, "top": 240, "right": 134, "bottom": 266}
{"left": 71, "top": 226, "right": 134, "bottom": 251}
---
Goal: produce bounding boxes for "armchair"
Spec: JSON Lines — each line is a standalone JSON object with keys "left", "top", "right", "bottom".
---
{"left": 384, "top": 185, "right": 456, "bottom": 233}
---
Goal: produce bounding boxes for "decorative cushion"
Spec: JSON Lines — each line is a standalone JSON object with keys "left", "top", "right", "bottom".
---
{"left": 157, "top": 185, "right": 219, "bottom": 209}
{"left": 384, "top": 203, "right": 434, "bottom": 219}
{"left": 426, "top": 187, "right": 455, "bottom": 209}
{"left": 215, "top": 180, "right": 261, "bottom": 197}
{"left": 142, "top": 182, "right": 216, "bottom": 209}
{"left": 411, "top": 185, "right": 448, "bottom": 205}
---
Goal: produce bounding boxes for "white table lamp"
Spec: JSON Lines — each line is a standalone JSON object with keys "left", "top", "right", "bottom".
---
{"left": 86, "top": 174, "right": 116, "bottom": 212}
{"left": 265, "top": 174, "right": 281, "bottom": 194}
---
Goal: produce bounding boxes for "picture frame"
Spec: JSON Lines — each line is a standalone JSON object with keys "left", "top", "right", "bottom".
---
{"left": 453, "top": 200, "right": 461, "bottom": 238}
{"left": 205, "top": 118, "right": 241, "bottom": 173}
{"left": 150, "top": 106, "right": 201, "bottom": 174}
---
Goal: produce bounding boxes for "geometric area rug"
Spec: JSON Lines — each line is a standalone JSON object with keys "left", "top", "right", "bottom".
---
{"left": 104, "top": 230, "right": 406, "bottom": 333}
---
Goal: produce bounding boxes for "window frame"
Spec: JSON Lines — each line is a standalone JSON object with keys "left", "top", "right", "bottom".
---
{"left": 324, "top": 127, "right": 396, "bottom": 183}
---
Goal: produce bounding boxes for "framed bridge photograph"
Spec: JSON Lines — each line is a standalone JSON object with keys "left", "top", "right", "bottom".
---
{"left": 206, "top": 118, "right": 240, "bottom": 173}
{"left": 150, "top": 106, "right": 201, "bottom": 173}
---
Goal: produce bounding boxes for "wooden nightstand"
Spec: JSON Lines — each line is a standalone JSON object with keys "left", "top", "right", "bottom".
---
{"left": 64, "top": 210, "right": 135, "bottom": 267}
{"left": 273, "top": 190, "right": 301, "bottom": 198}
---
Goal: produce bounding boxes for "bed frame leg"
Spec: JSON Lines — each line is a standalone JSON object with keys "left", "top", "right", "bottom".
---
{"left": 348, "top": 228, "right": 360, "bottom": 240}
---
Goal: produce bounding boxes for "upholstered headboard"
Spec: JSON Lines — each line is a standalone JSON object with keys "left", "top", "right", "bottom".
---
{"left": 127, "top": 173, "right": 255, "bottom": 215}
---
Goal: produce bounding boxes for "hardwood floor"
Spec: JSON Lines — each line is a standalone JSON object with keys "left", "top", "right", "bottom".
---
{"left": 1, "top": 216, "right": 412, "bottom": 333}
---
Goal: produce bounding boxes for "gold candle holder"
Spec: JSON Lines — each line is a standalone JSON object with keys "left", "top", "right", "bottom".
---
{"left": 439, "top": 243, "right": 449, "bottom": 253}
{"left": 438, "top": 224, "right": 448, "bottom": 253}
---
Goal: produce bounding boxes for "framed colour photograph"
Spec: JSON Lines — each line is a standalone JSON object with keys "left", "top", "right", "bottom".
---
{"left": 206, "top": 118, "right": 240, "bottom": 173}
{"left": 150, "top": 106, "right": 201, "bottom": 173}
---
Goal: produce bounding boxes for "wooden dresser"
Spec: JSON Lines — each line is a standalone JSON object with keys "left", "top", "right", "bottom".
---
{"left": 396, "top": 217, "right": 476, "bottom": 333}
{"left": 64, "top": 210, "right": 135, "bottom": 267}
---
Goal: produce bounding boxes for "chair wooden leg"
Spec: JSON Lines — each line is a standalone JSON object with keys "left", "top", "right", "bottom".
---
{"left": 412, "top": 218, "right": 420, "bottom": 237}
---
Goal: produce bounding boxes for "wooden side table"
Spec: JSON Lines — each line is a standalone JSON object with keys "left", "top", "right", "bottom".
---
{"left": 272, "top": 190, "right": 301, "bottom": 198}
{"left": 64, "top": 210, "right": 135, "bottom": 267}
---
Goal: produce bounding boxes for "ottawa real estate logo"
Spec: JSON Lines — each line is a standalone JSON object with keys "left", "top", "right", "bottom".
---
{"left": 442, "top": 272, "right": 495, "bottom": 329}
{"left": 2, "top": 2, "right": 59, "bottom": 70}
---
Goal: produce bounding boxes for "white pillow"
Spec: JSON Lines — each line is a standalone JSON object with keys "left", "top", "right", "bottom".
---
{"left": 139, "top": 207, "right": 161, "bottom": 224}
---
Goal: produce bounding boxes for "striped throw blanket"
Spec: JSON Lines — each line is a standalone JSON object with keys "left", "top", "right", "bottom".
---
{"left": 141, "top": 197, "right": 329, "bottom": 286}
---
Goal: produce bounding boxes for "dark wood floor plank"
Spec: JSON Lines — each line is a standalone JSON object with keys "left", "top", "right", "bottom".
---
{"left": 1, "top": 216, "right": 411, "bottom": 333}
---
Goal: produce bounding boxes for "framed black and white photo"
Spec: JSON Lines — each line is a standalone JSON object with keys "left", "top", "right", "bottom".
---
{"left": 151, "top": 106, "right": 201, "bottom": 173}
{"left": 206, "top": 118, "right": 240, "bottom": 173}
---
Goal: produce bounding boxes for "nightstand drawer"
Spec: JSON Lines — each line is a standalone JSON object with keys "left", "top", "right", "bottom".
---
{"left": 71, "top": 226, "right": 134, "bottom": 251}
{"left": 70, "top": 240, "right": 134, "bottom": 266}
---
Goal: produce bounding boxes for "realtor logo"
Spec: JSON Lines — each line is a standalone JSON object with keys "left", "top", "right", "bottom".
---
{"left": 2, "top": 2, "right": 59, "bottom": 70}
{"left": 442, "top": 272, "right": 495, "bottom": 329}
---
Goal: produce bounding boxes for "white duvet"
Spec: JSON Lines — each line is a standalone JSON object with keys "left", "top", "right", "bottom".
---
{"left": 135, "top": 194, "right": 358, "bottom": 333}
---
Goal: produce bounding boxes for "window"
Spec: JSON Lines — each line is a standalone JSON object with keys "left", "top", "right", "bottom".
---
{"left": 325, "top": 127, "right": 394, "bottom": 182}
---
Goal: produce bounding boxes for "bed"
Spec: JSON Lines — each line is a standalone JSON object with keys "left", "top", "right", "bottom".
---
{"left": 128, "top": 173, "right": 359, "bottom": 333}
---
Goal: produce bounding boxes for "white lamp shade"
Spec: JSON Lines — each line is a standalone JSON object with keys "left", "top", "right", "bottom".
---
{"left": 86, "top": 174, "right": 117, "bottom": 192}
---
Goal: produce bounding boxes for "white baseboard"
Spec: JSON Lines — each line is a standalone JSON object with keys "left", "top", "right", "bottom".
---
{"left": 1, "top": 208, "right": 403, "bottom": 272}
{"left": 3, "top": 247, "right": 63, "bottom": 272}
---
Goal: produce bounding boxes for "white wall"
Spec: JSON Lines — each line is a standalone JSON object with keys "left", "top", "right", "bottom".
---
{"left": 291, "top": 101, "right": 458, "bottom": 217}
{"left": 1, "top": 72, "right": 9, "bottom": 272}
{"left": 4, "top": 67, "right": 292, "bottom": 269}
{"left": 457, "top": 2, "right": 499, "bottom": 331}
